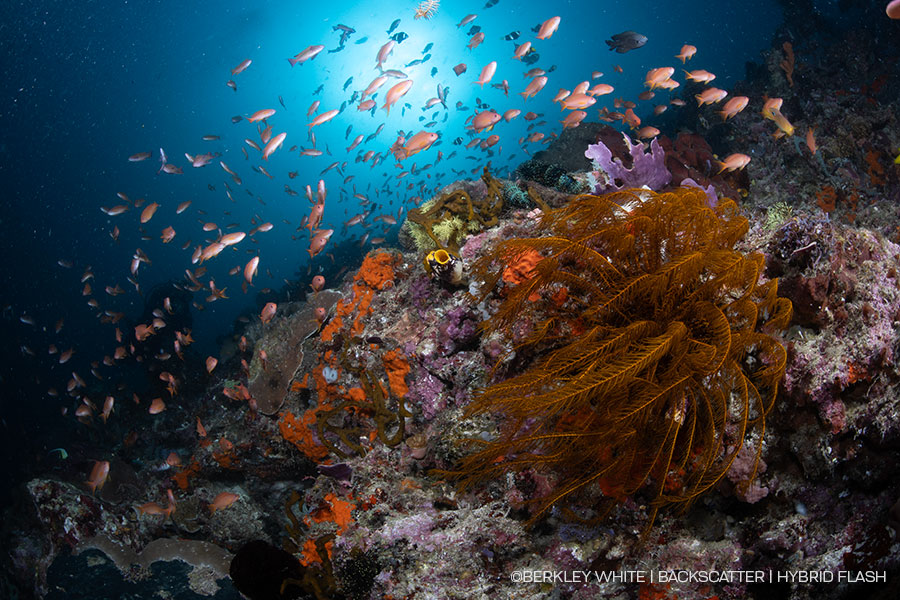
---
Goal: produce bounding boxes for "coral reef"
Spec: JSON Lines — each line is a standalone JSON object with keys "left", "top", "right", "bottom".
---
{"left": 14, "top": 15, "right": 900, "bottom": 599}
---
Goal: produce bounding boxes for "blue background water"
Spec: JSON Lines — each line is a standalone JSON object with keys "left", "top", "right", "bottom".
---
{"left": 0, "top": 0, "right": 797, "bottom": 477}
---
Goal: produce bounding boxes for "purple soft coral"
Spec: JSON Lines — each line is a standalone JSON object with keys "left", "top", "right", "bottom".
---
{"left": 585, "top": 134, "right": 672, "bottom": 193}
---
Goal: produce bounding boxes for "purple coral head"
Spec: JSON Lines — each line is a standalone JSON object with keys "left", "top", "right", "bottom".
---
{"left": 585, "top": 133, "right": 671, "bottom": 193}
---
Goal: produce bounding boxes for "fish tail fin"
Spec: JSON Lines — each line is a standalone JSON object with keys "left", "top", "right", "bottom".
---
{"left": 605, "top": 40, "right": 614, "bottom": 50}
{"left": 715, "top": 161, "right": 727, "bottom": 175}
{"left": 287, "top": 57, "right": 298, "bottom": 67}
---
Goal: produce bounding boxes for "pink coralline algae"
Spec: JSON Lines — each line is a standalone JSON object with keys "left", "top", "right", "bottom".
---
{"left": 405, "top": 367, "right": 446, "bottom": 420}
{"left": 726, "top": 444, "right": 769, "bottom": 504}
{"left": 776, "top": 224, "right": 900, "bottom": 438}
{"left": 437, "top": 306, "right": 479, "bottom": 355}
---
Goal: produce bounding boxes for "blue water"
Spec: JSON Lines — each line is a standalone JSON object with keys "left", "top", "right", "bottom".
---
{"left": 0, "top": 0, "right": 789, "bottom": 479}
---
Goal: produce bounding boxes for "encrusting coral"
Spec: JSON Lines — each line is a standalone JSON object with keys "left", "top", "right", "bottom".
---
{"left": 450, "top": 186, "right": 792, "bottom": 530}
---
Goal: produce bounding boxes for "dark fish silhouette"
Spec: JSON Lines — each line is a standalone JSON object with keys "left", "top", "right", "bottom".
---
{"left": 522, "top": 51, "right": 540, "bottom": 65}
{"left": 430, "top": 67, "right": 438, "bottom": 77}
{"left": 423, "top": 42, "right": 433, "bottom": 54}
{"left": 605, "top": 30, "right": 648, "bottom": 53}
{"left": 231, "top": 115, "right": 243, "bottom": 123}
{"left": 355, "top": 36, "right": 368, "bottom": 44}
{"left": 387, "top": 19, "right": 401, "bottom": 35}
{"left": 332, "top": 24, "right": 355, "bottom": 45}
{"left": 278, "top": 95, "right": 286, "bottom": 109}
{"left": 467, "top": 25, "right": 481, "bottom": 36}
{"left": 313, "top": 84, "right": 324, "bottom": 95}
{"left": 503, "top": 30, "right": 520, "bottom": 41}
{"left": 453, "top": 137, "right": 463, "bottom": 145}
{"left": 390, "top": 31, "right": 408, "bottom": 43}
{"left": 343, "top": 77, "right": 353, "bottom": 91}
{"left": 484, "top": 0, "right": 499, "bottom": 7}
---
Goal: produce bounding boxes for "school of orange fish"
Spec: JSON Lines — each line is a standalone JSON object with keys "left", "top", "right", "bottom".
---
{"left": 20, "top": 8, "right": 821, "bottom": 496}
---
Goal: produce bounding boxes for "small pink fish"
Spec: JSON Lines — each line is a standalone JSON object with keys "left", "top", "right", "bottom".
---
{"left": 308, "top": 229, "right": 334, "bottom": 259}
{"left": 247, "top": 109, "right": 275, "bottom": 123}
{"left": 231, "top": 59, "right": 252, "bottom": 75}
{"left": 288, "top": 45, "right": 324, "bottom": 66}
{"left": 536, "top": 16, "right": 561, "bottom": 40}
{"left": 209, "top": 492, "right": 240, "bottom": 513}
{"left": 467, "top": 32, "right": 485, "bottom": 50}
{"left": 262, "top": 132, "right": 287, "bottom": 160}
{"left": 260, "top": 302, "right": 277, "bottom": 324}
{"left": 382, "top": 80, "right": 413, "bottom": 115}
{"left": 475, "top": 61, "right": 497, "bottom": 87}
{"left": 309, "top": 109, "right": 339, "bottom": 128}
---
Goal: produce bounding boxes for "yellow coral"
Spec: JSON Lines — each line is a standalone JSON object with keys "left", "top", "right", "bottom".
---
{"left": 432, "top": 216, "right": 464, "bottom": 245}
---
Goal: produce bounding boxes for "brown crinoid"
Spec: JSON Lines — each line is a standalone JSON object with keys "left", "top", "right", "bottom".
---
{"left": 453, "top": 187, "right": 792, "bottom": 529}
